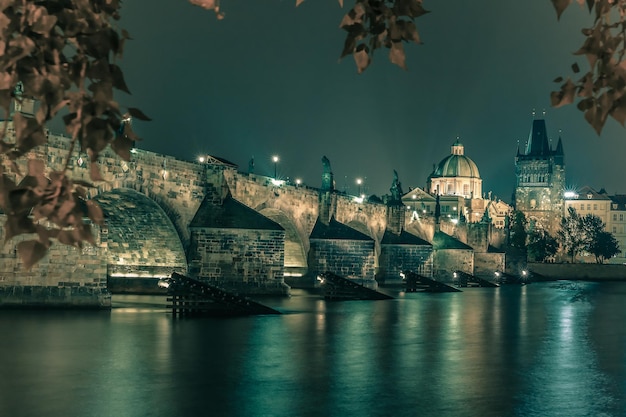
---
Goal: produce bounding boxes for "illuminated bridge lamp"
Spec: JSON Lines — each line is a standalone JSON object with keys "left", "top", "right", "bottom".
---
{"left": 272, "top": 155, "right": 279, "bottom": 179}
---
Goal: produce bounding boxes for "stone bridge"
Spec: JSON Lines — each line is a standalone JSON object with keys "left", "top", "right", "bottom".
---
{"left": 1, "top": 131, "right": 502, "bottom": 306}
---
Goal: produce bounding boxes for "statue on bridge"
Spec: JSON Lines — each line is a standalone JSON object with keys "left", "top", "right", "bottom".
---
{"left": 321, "top": 155, "right": 334, "bottom": 191}
{"left": 389, "top": 170, "right": 404, "bottom": 204}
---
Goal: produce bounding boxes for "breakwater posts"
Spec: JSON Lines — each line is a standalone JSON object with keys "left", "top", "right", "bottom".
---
{"left": 401, "top": 270, "right": 461, "bottom": 293}
{"left": 317, "top": 272, "right": 394, "bottom": 301}
{"left": 160, "top": 273, "right": 281, "bottom": 317}
{"left": 452, "top": 270, "right": 499, "bottom": 288}
{"left": 494, "top": 271, "right": 527, "bottom": 285}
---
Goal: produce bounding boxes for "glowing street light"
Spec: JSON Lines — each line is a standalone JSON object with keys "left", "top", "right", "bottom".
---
{"left": 356, "top": 178, "right": 362, "bottom": 196}
{"left": 272, "top": 155, "right": 279, "bottom": 179}
{"left": 295, "top": 178, "right": 302, "bottom": 186}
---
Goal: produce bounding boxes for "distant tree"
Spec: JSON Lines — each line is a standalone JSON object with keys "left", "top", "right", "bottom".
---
{"left": 580, "top": 212, "right": 604, "bottom": 250}
{"left": 589, "top": 230, "right": 621, "bottom": 263}
{"left": 557, "top": 207, "right": 586, "bottom": 262}
{"left": 527, "top": 228, "right": 558, "bottom": 262}
{"left": 579, "top": 212, "right": 621, "bottom": 263}
{"left": 509, "top": 210, "right": 528, "bottom": 253}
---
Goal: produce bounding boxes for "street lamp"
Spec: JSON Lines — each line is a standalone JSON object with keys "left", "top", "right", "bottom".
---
{"left": 272, "top": 155, "right": 279, "bottom": 179}
{"left": 356, "top": 178, "right": 362, "bottom": 196}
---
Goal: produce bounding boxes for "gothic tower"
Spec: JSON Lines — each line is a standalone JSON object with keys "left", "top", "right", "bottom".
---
{"left": 514, "top": 118, "right": 565, "bottom": 235}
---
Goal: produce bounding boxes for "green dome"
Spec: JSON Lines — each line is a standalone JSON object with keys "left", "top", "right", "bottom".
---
{"left": 432, "top": 154, "right": 480, "bottom": 178}
{"left": 430, "top": 140, "right": 480, "bottom": 179}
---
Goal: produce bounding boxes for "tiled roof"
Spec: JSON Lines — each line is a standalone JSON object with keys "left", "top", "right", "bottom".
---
{"left": 432, "top": 231, "right": 472, "bottom": 250}
{"left": 381, "top": 230, "right": 431, "bottom": 246}
{"left": 309, "top": 217, "right": 372, "bottom": 241}
{"left": 190, "top": 194, "right": 283, "bottom": 231}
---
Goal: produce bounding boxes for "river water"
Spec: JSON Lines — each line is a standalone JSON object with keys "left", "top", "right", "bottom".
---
{"left": 1, "top": 281, "right": 626, "bottom": 417}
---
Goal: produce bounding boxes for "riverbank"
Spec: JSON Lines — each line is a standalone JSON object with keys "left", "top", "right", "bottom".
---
{"left": 528, "top": 262, "right": 626, "bottom": 281}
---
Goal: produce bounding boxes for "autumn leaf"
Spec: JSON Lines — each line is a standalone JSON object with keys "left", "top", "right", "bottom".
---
{"left": 550, "top": 78, "right": 576, "bottom": 107}
{"left": 389, "top": 41, "right": 407, "bottom": 70}
{"left": 27, "top": 159, "right": 45, "bottom": 177}
{"left": 110, "top": 64, "right": 131, "bottom": 94}
{"left": 55, "top": 198, "right": 76, "bottom": 225}
{"left": 86, "top": 200, "right": 104, "bottom": 226}
{"left": 90, "top": 162, "right": 105, "bottom": 182}
{"left": 17, "top": 239, "right": 49, "bottom": 270}
{"left": 353, "top": 45, "right": 370, "bottom": 74}
{"left": 111, "top": 134, "right": 134, "bottom": 161}
{"left": 393, "top": 0, "right": 430, "bottom": 18}
{"left": 4, "top": 214, "right": 36, "bottom": 243}
{"left": 127, "top": 107, "right": 151, "bottom": 121}
{"left": 189, "top": 0, "right": 219, "bottom": 11}
{"left": 551, "top": 0, "right": 573, "bottom": 20}
{"left": 57, "top": 230, "right": 79, "bottom": 247}
{"left": 610, "top": 97, "right": 626, "bottom": 126}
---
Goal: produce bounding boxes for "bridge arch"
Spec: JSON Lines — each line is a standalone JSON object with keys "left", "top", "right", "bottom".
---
{"left": 93, "top": 188, "right": 187, "bottom": 278}
{"left": 257, "top": 207, "right": 308, "bottom": 276}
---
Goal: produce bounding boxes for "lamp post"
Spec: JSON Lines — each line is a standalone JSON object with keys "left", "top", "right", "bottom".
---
{"left": 272, "top": 155, "right": 279, "bottom": 179}
{"left": 356, "top": 178, "right": 362, "bottom": 196}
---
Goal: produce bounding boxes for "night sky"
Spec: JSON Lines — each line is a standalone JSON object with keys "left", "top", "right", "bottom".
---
{"left": 108, "top": 1, "right": 626, "bottom": 202}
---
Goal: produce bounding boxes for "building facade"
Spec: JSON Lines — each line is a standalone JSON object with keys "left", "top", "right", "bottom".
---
{"left": 406, "top": 139, "right": 511, "bottom": 228}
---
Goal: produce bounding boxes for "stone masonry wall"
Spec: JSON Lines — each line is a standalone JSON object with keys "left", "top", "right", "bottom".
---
{"left": 474, "top": 252, "right": 505, "bottom": 279}
{"left": 466, "top": 223, "right": 490, "bottom": 253}
{"left": 308, "top": 239, "right": 376, "bottom": 284}
{"left": 188, "top": 228, "right": 288, "bottom": 295}
{"left": 377, "top": 245, "right": 434, "bottom": 284}
{"left": 433, "top": 249, "right": 474, "bottom": 282}
{"left": 0, "top": 215, "right": 110, "bottom": 308}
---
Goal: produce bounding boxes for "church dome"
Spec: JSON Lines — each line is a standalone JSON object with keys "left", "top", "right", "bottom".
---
{"left": 428, "top": 139, "right": 482, "bottom": 199}
{"left": 431, "top": 140, "right": 480, "bottom": 179}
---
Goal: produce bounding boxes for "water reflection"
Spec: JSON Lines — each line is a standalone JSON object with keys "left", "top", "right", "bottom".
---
{"left": 1, "top": 283, "right": 626, "bottom": 417}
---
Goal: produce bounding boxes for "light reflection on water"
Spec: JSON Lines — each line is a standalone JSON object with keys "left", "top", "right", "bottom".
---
{"left": 1, "top": 282, "right": 626, "bottom": 417}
